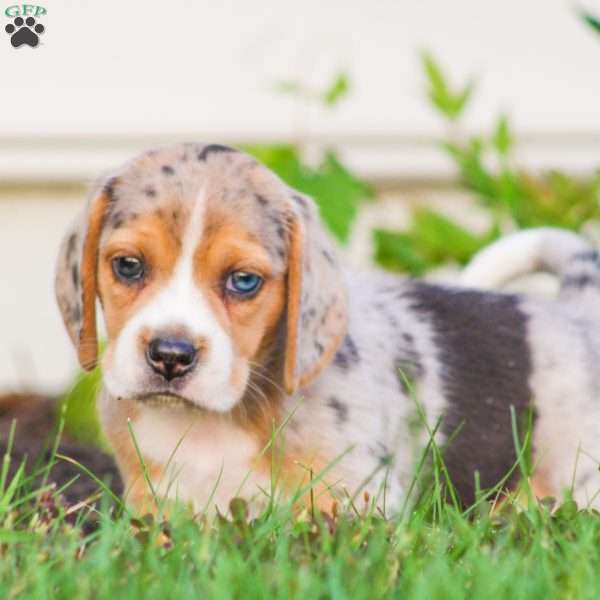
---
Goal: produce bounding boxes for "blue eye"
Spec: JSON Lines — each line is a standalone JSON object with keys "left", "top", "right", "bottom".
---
{"left": 225, "top": 271, "right": 263, "bottom": 297}
{"left": 112, "top": 256, "right": 145, "bottom": 282}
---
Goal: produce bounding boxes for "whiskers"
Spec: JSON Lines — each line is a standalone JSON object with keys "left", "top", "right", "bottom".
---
{"left": 247, "top": 360, "right": 286, "bottom": 396}
{"left": 235, "top": 361, "right": 285, "bottom": 429}
{"left": 245, "top": 379, "right": 269, "bottom": 406}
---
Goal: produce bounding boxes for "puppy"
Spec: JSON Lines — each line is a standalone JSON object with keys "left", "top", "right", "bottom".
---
{"left": 55, "top": 143, "right": 600, "bottom": 516}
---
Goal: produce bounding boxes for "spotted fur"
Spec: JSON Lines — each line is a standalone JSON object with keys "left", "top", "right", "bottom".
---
{"left": 55, "top": 146, "right": 600, "bottom": 517}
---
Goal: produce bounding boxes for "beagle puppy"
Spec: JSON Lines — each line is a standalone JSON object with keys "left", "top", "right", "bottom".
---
{"left": 55, "top": 143, "right": 600, "bottom": 516}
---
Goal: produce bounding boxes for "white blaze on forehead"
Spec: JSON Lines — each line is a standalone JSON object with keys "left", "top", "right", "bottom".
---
{"left": 179, "top": 185, "right": 208, "bottom": 282}
{"left": 105, "top": 188, "right": 238, "bottom": 411}
{"left": 132, "top": 186, "right": 220, "bottom": 335}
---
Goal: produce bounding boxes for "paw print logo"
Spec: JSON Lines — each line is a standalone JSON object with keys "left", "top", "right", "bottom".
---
{"left": 5, "top": 16, "right": 44, "bottom": 48}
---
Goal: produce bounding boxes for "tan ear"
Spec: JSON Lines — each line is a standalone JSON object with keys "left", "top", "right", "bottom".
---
{"left": 283, "top": 194, "right": 348, "bottom": 394}
{"left": 55, "top": 190, "right": 110, "bottom": 371}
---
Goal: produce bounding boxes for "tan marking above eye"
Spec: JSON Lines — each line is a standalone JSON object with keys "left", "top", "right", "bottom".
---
{"left": 201, "top": 234, "right": 274, "bottom": 278}
{"left": 98, "top": 211, "right": 183, "bottom": 339}
{"left": 195, "top": 218, "right": 286, "bottom": 361}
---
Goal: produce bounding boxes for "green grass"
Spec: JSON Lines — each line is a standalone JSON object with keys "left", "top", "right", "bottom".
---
{"left": 2, "top": 426, "right": 600, "bottom": 600}
{"left": 3, "top": 480, "right": 600, "bottom": 599}
{"left": 6, "top": 373, "right": 597, "bottom": 598}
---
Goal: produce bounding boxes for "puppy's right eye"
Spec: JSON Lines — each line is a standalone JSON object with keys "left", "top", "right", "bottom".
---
{"left": 112, "top": 256, "right": 145, "bottom": 283}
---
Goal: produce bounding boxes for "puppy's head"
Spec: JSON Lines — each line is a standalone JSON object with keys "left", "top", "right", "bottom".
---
{"left": 55, "top": 143, "right": 347, "bottom": 413}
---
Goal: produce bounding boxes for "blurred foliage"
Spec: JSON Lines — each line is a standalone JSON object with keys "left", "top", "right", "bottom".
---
{"left": 374, "top": 210, "right": 499, "bottom": 276}
{"left": 260, "top": 70, "right": 372, "bottom": 243}
{"left": 245, "top": 144, "right": 373, "bottom": 242}
{"left": 58, "top": 356, "right": 108, "bottom": 449}
{"left": 373, "top": 53, "right": 600, "bottom": 274}
{"left": 580, "top": 10, "right": 600, "bottom": 36}
{"left": 421, "top": 51, "right": 474, "bottom": 121}
{"left": 441, "top": 128, "right": 600, "bottom": 231}
{"left": 274, "top": 70, "right": 351, "bottom": 109}
{"left": 322, "top": 72, "right": 351, "bottom": 107}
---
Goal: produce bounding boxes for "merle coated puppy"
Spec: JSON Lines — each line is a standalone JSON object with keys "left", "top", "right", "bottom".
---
{"left": 54, "top": 143, "right": 600, "bottom": 516}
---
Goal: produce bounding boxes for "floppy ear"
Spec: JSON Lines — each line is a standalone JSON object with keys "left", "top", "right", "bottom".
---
{"left": 283, "top": 194, "right": 348, "bottom": 394}
{"left": 55, "top": 189, "right": 111, "bottom": 371}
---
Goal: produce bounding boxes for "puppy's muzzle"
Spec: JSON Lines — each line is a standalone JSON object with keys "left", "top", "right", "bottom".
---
{"left": 146, "top": 337, "right": 198, "bottom": 381}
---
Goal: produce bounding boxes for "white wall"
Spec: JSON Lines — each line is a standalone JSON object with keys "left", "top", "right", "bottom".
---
{"left": 0, "top": 197, "right": 78, "bottom": 393}
{"left": 1, "top": 0, "right": 600, "bottom": 179}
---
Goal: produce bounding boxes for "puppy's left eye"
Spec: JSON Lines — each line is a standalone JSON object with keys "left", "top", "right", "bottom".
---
{"left": 112, "top": 256, "right": 145, "bottom": 283}
{"left": 225, "top": 271, "right": 263, "bottom": 297}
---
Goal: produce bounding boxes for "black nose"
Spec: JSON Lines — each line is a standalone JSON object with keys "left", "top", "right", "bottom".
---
{"left": 146, "top": 337, "right": 197, "bottom": 381}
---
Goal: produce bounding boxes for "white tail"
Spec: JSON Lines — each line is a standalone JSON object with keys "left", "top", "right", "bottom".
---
{"left": 461, "top": 228, "right": 593, "bottom": 289}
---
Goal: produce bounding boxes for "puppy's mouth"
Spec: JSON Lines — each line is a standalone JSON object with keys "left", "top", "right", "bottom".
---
{"left": 132, "top": 392, "right": 203, "bottom": 412}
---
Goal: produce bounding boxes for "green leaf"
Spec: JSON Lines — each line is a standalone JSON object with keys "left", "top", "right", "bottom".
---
{"left": 244, "top": 144, "right": 305, "bottom": 186}
{"left": 272, "top": 80, "right": 304, "bottom": 97}
{"left": 421, "top": 51, "right": 474, "bottom": 121}
{"left": 373, "top": 229, "right": 429, "bottom": 276}
{"left": 307, "top": 152, "right": 372, "bottom": 241}
{"left": 412, "top": 209, "right": 498, "bottom": 265}
{"left": 321, "top": 72, "right": 351, "bottom": 107}
{"left": 553, "top": 499, "right": 579, "bottom": 522}
{"left": 440, "top": 138, "right": 497, "bottom": 200}
{"left": 492, "top": 114, "right": 513, "bottom": 157}
{"left": 273, "top": 71, "right": 351, "bottom": 108}
{"left": 580, "top": 11, "right": 600, "bottom": 36}
{"left": 421, "top": 51, "right": 447, "bottom": 99}
{"left": 59, "top": 356, "right": 108, "bottom": 449}
{"left": 373, "top": 210, "right": 499, "bottom": 276}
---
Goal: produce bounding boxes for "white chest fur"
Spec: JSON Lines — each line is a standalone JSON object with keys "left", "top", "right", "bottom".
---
{"left": 131, "top": 407, "right": 270, "bottom": 515}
